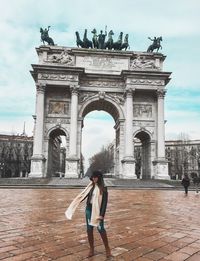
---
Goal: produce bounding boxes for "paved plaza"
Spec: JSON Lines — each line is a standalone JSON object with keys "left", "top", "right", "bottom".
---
{"left": 0, "top": 188, "right": 200, "bottom": 261}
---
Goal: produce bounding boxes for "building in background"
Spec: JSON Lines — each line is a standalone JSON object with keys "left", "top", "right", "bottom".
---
{"left": 134, "top": 140, "right": 200, "bottom": 179}
{"left": 0, "top": 133, "right": 66, "bottom": 178}
{"left": 0, "top": 133, "right": 33, "bottom": 178}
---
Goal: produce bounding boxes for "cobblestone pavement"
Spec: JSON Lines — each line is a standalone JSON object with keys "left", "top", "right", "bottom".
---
{"left": 0, "top": 189, "right": 200, "bottom": 261}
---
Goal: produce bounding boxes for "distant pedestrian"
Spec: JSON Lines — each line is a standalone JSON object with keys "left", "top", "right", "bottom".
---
{"left": 193, "top": 175, "right": 200, "bottom": 193}
{"left": 65, "top": 170, "right": 111, "bottom": 258}
{"left": 181, "top": 174, "right": 190, "bottom": 195}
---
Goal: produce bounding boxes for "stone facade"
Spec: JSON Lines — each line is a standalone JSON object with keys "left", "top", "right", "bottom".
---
{"left": 0, "top": 134, "right": 33, "bottom": 177}
{"left": 30, "top": 46, "right": 171, "bottom": 179}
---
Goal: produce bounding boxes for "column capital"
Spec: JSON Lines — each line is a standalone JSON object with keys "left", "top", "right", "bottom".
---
{"left": 157, "top": 89, "right": 166, "bottom": 99}
{"left": 70, "top": 85, "right": 79, "bottom": 95}
{"left": 36, "top": 83, "right": 46, "bottom": 93}
{"left": 124, "top": 87, "right": 135, "bottom": 98}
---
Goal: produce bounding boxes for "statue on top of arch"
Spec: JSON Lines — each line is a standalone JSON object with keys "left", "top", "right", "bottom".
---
{"left": 75, "top": 26, "right": 130, "bottom": 51}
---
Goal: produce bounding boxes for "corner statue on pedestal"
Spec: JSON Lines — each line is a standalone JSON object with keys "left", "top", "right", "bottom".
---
{"left": 40, "top": 26, "right": 55, "bottom": 46}
{"left": 147, "top": 36, "right": 162, "bottom": 52}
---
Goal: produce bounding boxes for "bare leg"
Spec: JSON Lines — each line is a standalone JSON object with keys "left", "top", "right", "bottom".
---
{"left": 87, "top": 229, "right": 94, "bottom": 257}
{"left": 99, "top": 231, "right": 111, "bottom": 258}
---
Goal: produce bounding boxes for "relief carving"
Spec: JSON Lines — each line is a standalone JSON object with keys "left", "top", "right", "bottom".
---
{"left": 107, "top": 93, "right": 125, "bottom": 105}
{"left": 133, "top": 104, "right": 152, "bottom": 118}
{"left": 45, "top": 50, "right": 74, "bottom": 65}
{"left": 79, "top": 92, "right": 97, "bottom": 103}
{"left": 48, "top": 101, "right": 69, "bottom": 115}
{"left": 130, "top": 55, "right": 160, "bottom": 70}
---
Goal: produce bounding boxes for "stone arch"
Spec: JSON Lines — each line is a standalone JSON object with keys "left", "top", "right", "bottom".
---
{"left": 133, "top": 129, "right": 152, "bottom": 141}
{"left": 47, "top": 126, "right": 69, "bottom": 139}
{"left": 79, "top": 96, "right": 125, "bottom": 122}
{"left": 47, "top": 127, "right": 68, "bottom": 177}
{"left": 134, "top": 130, "right": 152, "bottom": 179}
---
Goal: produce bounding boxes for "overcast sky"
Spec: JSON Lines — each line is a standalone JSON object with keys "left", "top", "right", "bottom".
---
{"left": 0, "top": 0, "right": 200, "bottom": 167}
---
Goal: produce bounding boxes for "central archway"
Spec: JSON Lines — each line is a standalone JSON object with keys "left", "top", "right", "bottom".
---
{"left": 79, "top": 97, "right": 125, "bottom": 177}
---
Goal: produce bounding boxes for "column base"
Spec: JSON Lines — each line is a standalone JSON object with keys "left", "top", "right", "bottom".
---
{"left": 65, "top": 157, "right": 79, "bottom": 178}
{"left": 152, "top": 159, "right": 170, "bottom": 180}
{"left": 29, "top": 155, "right": 46, "bottom": 178}
{"left": 121, "top": 157, "right": 137, "bottom": 179}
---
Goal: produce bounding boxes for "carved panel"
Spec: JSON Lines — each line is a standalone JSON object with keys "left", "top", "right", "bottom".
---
{"left": 133, "top": 104, "right": 152, "bottom": 118}
{"left": 130, "top": 55, "right": 160, "bottom": 70}
{"left": 48, "top": 101, "right": 69, "bottom": 115}
{"left": 44, "top": 50, "right": 75, "bottom": 65}
{"left": 76, "top": 56, "right": 128, "bottom": 74}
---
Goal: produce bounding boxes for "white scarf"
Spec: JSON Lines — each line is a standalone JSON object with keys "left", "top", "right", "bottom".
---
{"left": 65, "top": 182, "right": 102, "bottom": 227}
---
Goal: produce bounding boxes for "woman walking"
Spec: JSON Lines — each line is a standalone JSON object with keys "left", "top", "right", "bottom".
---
{"left": 65, "top": 170, "right": 111, "bottom": 258}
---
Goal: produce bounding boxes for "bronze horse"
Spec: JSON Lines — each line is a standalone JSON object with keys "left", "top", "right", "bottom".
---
{"left": 82, "top": 29, "right": 93, "bottom": 48}
{"left": 40, "top": 27, "right": 54, "bottom": 45}
{"left": 112, "top": 32, "right": 123, "bottom": 50}
{"left": 147, "top": 36, "right": 162, "bottom": 52}
{"left": 105, "top": 30, "right": 114, "bottom": 50}
{"left": 75, "top": 31, "right": 84, "bottom": 48}
{"left": 120, "top": 34, "right": 129, "bottom": 51}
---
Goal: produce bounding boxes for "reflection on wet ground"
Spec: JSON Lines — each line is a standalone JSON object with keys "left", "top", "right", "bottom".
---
{"left": 0, "top": 189, "right": 200, "bottom": 260}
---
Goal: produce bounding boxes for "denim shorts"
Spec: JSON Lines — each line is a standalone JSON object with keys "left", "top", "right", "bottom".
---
{"left": 85, "top": 205, "right": 105, "bottom": 233}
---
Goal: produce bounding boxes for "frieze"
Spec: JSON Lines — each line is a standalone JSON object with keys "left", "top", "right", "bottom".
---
{"left": 133, "top": 104, "right": 152, "bottom": 118}
{"left": 38, "top": 73, "right": 78, "bottom": 81}
{"left": 79, "top": 80, "right": 124, "bottom": 88}
{"left": 45, "top": 118, "right": 70, "bottom": 124}
{"left": 127, "top": 79, "right": 164, "bottom": 86}
{"left": 79, "top": 91, "right": 124, "bottom": 105}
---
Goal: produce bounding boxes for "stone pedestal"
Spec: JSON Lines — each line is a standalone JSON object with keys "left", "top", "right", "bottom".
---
{"left": 29, "top": 155, "right": 46, "bottom": 178}
{"left": 65, "top": 157, "right": 79, "bottom": 178}
{"left": 153, "top": 159, "right": 170, "bottom": 180}
{"left": 122, "top": 157, "right": 137, "bottom": 179}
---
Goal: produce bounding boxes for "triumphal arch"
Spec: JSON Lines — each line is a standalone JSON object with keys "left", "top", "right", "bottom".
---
{"left": 29, "top": 41, "right": 171, "bottom": 179}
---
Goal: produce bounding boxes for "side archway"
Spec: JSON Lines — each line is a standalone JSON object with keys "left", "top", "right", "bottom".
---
{"left": 47, "top": 127, "right": 69, "bottom": 177}
{"left": 134, "top": 130, "right": 152, "bottom": 179}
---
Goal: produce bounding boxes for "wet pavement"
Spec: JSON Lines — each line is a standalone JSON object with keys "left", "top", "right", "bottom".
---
{"left": 0, "top": 188, "right": 200, "bottom": 261}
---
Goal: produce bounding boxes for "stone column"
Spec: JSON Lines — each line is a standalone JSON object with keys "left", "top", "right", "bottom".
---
{"left": 65, "top": 86, "right": 79, "bottom": 178}
{"left": 122, "top": 88, "right": 136, "bottom": 179}
{"left": 69, "top": 87, "right": 78, "bottom": 156}
{"left": 157, "top": 90, "right": 166, "bottom": 159}
{"left": 154, "top": 89, "right": 169, "bottom": 179}
{"left": 29, "top": 83, "right": 46, "bottom": 178}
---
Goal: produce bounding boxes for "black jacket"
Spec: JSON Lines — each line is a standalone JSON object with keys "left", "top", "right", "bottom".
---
{"left": 86, "top": 186, "right": 108, "bottom": 217}
{"left": 181, "top": 177, "right": 190, "bottom": 187}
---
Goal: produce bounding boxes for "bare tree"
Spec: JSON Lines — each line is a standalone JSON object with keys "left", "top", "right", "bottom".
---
{"left": 88, "top": 144, "right": 114, "bottom": 174}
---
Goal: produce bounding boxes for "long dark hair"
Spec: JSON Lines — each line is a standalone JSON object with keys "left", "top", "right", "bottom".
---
{"left": 90, "top": 170, "right": 105, "bottom": 194}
